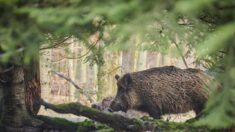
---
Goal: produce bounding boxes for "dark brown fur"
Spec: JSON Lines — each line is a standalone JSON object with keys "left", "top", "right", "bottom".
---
{"left": 109, "top": 66, "right": 212, "bottom": 119}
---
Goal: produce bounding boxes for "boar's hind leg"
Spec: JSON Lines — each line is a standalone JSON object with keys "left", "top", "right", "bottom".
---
{"left": 194, "top": 105, "right": 204, "bottom": 116}
{"left": 192, "top": 98, "right": 206, "bottom": 116}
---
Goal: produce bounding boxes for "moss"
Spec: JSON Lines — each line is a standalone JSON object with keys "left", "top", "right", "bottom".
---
{"left": 132, "top": 118, "right": 145, "bottom": 129}
{"left": 77, "top": 120, "right": 96, "bottom": 132}
{"left": 38, "top": 115, "right": 222, "bottom": 132}
{"left": 138, "top": 117, "right": 213, "bottom": 132}
{"left": 38, "top": 115, "right": 113, "bottom": 132}
{"left": 96, "top": 128, "right": 114, "bottom": 132}
{"left": 50, "top": 117, "right": 78, "bottom": 127}
{"left": 56, "top": 103, "right": 74, "bottom": 110}
{"left": 40, "top": 102, "right": 215, "bottom": 131}
{"left": 77, "top": 120, "right": 113, "bottom": 132}
{"left": 153, "top": 119, "right": 211, "bottom": 132}
{"left": 95, "top": 122, "right": 114, "bottom": 132}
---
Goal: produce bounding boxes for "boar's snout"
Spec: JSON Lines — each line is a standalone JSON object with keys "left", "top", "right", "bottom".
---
{"left": 91, "top": 103, "right": 101, "bottom": 110}
{"left": 107, "top": 108, "right": 113, "bottom": 112}
{"left": 109, "top": 100, "right": 127, "bottom": 112}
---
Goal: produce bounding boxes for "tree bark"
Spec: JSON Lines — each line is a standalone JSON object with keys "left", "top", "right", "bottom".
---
{"left": 24, "top": 57, "right": 41, "bottom": 115}
{"left": 0, "top": 65, "right": 42, "bottom": 130}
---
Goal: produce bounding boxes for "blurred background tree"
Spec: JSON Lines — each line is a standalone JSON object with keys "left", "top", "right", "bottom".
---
{"left": 0, "top": 0, "right": 234, "bottom": 130}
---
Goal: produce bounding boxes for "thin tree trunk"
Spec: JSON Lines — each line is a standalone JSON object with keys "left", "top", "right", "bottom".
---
{"left": 68, "top": 42, "right": 76, "bottom": 101}
{"left": 96, "top": 45, "right": 107, "bottom": 101}
{"left": 121, "top": 50, "right": 135, "bottom": 74}
{"left": 147, "top": 51, "right": 158, "bottom": 68}
{"left": 40, "top": 49, "right": 52, "bottom": 101}
{"left": 81, "top": 47, "right": 87, "bottom": 83}
{"left": 137, "top": 50, "right": 147, "bottom": 71}
{"left": 97, "top": 63, "right": 106, "bottom": 101}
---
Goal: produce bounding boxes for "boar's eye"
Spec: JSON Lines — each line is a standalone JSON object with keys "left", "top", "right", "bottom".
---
{"left": 117, "top": 85, "right": 128, "bottom": 94}
{"left": 117, "top": 85, "right": 124, "bottom": 91}
{"left": 115, "top": 74, "right": 120, "bottom": 80}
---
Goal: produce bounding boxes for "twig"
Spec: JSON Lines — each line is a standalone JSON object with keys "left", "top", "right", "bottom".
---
{"left": 58, "top": 48, "right": 91, "bottom": 60}
{"left": 106, "top": 66, "right": 121, "bottom": 75}
{"left": 174, "top": 43, "right": 189, "bottom": 68}
{"left": 50, "top": 70, "right": 96, "bottom": 103}
{"left": 40, "top": 36, "right": 72, "bottom": 50}
{"left": 51, "top": 70, "right": 81, "bottom": 90}
{"left": 54, "top": 41, "right": 97, "bottom": 60}
{"left": 0, "top": 66, "right": 14, "bottom": 74}
{"left": 0, "top": 47, "right": 25, "bottom": 58}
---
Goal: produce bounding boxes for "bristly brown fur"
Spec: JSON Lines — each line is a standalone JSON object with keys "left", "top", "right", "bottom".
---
{"left": 111, "top": 66, "right": 212, "bottom": 118}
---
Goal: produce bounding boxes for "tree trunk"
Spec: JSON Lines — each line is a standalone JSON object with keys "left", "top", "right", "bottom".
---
{"left": 40, "top": 49, "right": 52, "bottom": 102}
{"left": 96, "top": 46, "right": 107, "bottom": 101}
{"left": 137, "top": 50, "right": 147, "bottom": 71}
{"left": 146, "top": 51, "right": 158, "bottom": 68}
{"left": 121, "top": 50, "right": 135, "bottom": 74}
{"left": 24, "top": 57, "right": 41, "bottom": 115}
{"left": 1, "top": 65, "right": 42, "bottom": 129}
{"left": 97, "top": 63, "right": 106, "bottom": 101}
{"left": 68, "top": 42, "right": 76, "bottom": 101}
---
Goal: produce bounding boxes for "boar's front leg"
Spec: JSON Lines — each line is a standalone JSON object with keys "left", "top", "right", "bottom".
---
{"left": 148, "top": 107, "right": 162, "bottom": 119}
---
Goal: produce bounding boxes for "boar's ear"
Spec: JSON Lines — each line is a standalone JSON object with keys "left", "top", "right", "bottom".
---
{"left": 115, "top": 74, "right": 120, "bottom": 80}
{"left": 123, "top": 73, "right": 132, "bottom": 87}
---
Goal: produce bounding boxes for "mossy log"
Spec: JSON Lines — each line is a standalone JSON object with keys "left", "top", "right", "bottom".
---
{"left": 37, "top": 115, "right": 113, "bottom": 132}
{"left": 39, "top": 99, "right": 155, "bottom": 131}
{"left": 37, "top": 115, "right": 79, "bottom": 131}
{"left": 39, "top": 99, "right": 218, "bottom": 132}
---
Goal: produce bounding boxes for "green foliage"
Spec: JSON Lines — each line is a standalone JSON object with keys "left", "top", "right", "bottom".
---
{"left": 197, "top": 23, "right": 235, "bottom": 58}
{"left": 195, "top": 51, "right": 235, "bottom": 128}
{"left": 176, "top": 0, "right": 235, "bottom": 129}
{"left": 175, "top": 0, "right": 215, "bottom": 14}
{"left": 0, "top": 0, "right": 235, "bottom": 129}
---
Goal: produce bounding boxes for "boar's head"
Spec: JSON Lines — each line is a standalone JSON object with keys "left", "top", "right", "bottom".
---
{"left": 109, "top": 73, "right": 141, "bottom": 112}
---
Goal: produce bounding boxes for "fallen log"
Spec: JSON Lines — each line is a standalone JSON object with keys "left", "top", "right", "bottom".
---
{"left": 37, "top": 115, "right": 79, "bottom": 132}
{"left": 39, "top": 99, "right": 217, "bottom": 132}
{"left": 39, "top": 99, "right": 155, "bottom": 131}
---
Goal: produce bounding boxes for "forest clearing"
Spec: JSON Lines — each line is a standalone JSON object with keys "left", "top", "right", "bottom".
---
{"left": 0, "top": 0, "right": 235, "bottom": 132}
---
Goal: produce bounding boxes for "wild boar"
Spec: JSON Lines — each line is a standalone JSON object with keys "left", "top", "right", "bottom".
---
{"left": 109, "top": 66, "right": 211, "bottom": 119}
